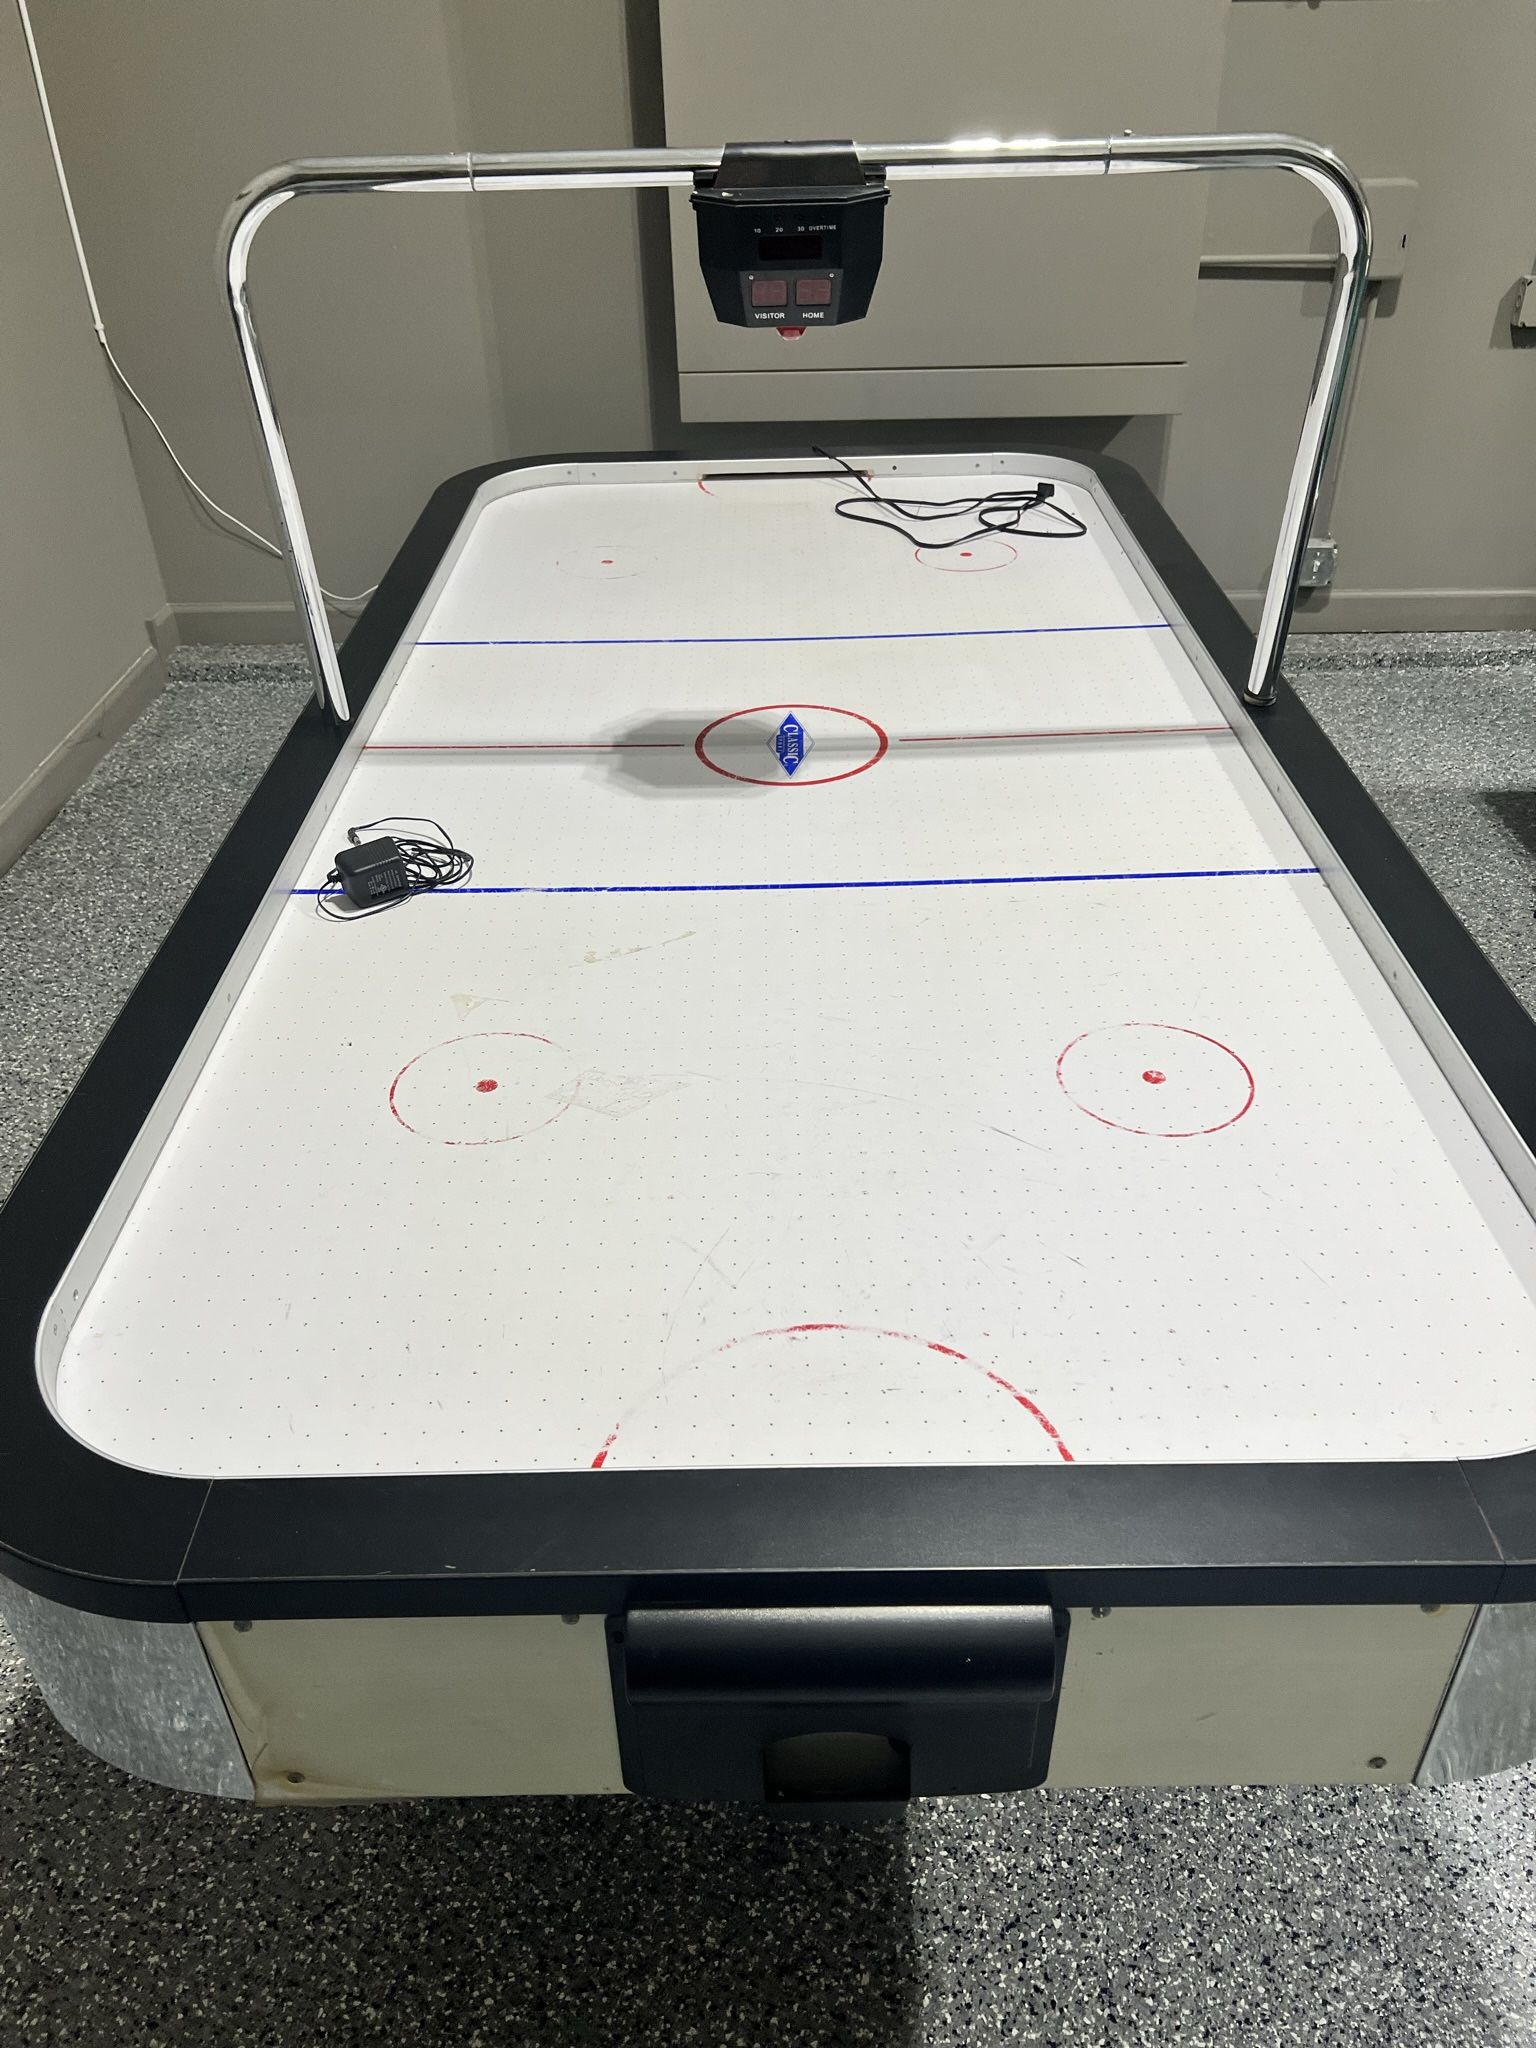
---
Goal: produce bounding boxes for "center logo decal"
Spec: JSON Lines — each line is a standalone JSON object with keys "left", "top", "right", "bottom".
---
{"left": 771, "top": 712, "right": 813, "bottom": 777}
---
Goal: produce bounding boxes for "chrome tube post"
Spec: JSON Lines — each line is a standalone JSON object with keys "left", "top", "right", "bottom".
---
{"left": 220, "top": 136, "right": 1370, "bottom": 724}
{"left": 1100, "top": 135, "right": 1371, "bottom": 706}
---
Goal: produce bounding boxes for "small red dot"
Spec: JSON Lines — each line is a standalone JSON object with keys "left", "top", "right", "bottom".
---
{"left": 475, "top": 1078, "right": 499, "bottom": 1093}
{"left": 960, "top": 550, "right": 972, "bottom": 558}
{"left": 601, "top": 558, "right": 613, "bottom": 565}
{"left": 1142, "top": 1069, "right": 1167, "bottom": 1085}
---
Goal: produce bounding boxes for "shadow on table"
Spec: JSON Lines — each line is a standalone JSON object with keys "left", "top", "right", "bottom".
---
{"left": 601, "top": 716, "right": 886, "bottom": 800}
{"left": 600, "top": 716, "right": 742, "bottom": 799}
{"left": 0, "top": 1681, "right": 923, "bottom": 2048}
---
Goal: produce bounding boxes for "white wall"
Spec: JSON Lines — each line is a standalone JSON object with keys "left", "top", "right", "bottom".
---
{"left": 17, "top": 0, "right": 1536, "bottom": 650}
{"left": 1164, "top": 0, "right": 1536, "bottom": 627}
{"left": 0, "top": 0, "right": 169, "bottom": 862}
{"left": 448, "top": 0, "right": 652, "bottom": 460}
{"left": 27, "top": 0, "right": 509, "bottom": 639}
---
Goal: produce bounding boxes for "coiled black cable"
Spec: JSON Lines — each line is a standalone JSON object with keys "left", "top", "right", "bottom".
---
{"left": 813, "top": 444, "right": 1088, "bottom": 551}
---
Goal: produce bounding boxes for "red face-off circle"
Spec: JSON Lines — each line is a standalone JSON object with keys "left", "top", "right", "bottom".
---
{"left": 552, "top": 547, "right": 647, "bottom": 580}
{"left": 389, "top": 1032, "right": 574, "bottom": 1146}
{"left": 914, "top": 537, "right": 1018, "bottom": 573}
{"left": 1057, "top": 1024, "right": 1255, "bottom": 1138}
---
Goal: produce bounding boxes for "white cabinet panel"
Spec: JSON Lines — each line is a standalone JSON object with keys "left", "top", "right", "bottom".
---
{"left": 662, "top": 0, "right": 1228, "bottom": 419}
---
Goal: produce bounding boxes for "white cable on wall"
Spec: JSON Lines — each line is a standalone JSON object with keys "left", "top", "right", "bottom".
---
{"left": 15, "top": 0, "right": 376, "bottom": 614}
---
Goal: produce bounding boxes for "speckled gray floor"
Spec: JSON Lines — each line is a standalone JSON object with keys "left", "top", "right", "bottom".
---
{"left": 4, "top": 634, "right": 1536, "bottom": 2047}
{"left": 1286, "top": 629, "right": 1536, "bottom": 1019}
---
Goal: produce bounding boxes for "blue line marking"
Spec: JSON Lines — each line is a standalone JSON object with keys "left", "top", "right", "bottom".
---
{"left": 416, "top": 621, "right": 1175, "bottom": 649}
{"left": 293, "top": 864, "right": 1318, "bottom": 898}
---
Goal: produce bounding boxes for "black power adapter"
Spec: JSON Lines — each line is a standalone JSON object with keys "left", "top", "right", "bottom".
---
{"left": 318, "top": 816, "right": 474, "bottom": 921}
{"left": 334, "top": 836, "right": 408, "bottom": 907}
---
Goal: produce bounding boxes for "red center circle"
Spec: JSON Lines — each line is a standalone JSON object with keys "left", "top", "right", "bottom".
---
{"left": 694, "top": 704, "right": 889, "bottom": 788}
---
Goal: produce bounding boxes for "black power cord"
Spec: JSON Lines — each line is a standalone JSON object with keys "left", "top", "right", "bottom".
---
{"left": 813, "top": 444, "right": 1089, "bottom": 551}
{"left": 317, "top": 815, "right": 474, "bottom": 921}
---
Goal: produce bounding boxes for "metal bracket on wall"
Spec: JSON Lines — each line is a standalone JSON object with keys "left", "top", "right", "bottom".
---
{"left": 1300, "top": 538, "right": 1339, "bottom": 590}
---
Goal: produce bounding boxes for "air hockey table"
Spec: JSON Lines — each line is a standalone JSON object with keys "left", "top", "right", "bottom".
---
{"left": 6, "top": 137, "right": 1536, "bottom": 1811}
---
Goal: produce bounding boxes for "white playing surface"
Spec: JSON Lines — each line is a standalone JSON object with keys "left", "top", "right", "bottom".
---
{"left": 46, "top": 461, "right": 1536, "bottom": 1478}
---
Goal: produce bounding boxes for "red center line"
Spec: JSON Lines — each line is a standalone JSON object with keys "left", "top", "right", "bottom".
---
{"left": 365, "top": 725, "right": 1227, "bottom": 753}
{"left": 898, "top": 723, "right": 1231, "bottom": 744}
{"left": 362, "top": 740, "right": 686, "bottom": 752}
{"left": 366, "top": 720, "right": 1236, "bottom": 753}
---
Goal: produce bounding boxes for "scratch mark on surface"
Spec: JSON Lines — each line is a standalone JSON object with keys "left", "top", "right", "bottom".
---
{"left": 569, "top": 1071, "right": 681, "bottom": 1119}
{"left": 989, "top": 1125, "right": 1051, "bottom": 1154}
{"left": 583, "top": 930, "right": 696, "bottom": 965}
{"left": 815, "top": 1079, "right": 937, "bottom": 1111}
{"left": 658, "top": 1225, "right": 735, "bottom": 1365}
{"left": 675, "top": 1232, "right": 742, "bottom": 1291}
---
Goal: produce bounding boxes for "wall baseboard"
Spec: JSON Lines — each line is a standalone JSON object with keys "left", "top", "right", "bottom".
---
{"left": 0, "top": 639, "right": 169, "bottom": 878}
{"left": 170, "top": 600, "right": 351, "bottom": 647}
{"left": 170, "top": 601, "right": 303, "bottom": 646}
{"left": 146, "top": 603, "right": 182, "bottom": 660}
{"left": 1230, "top": 587, "right": 1536, "bottom": 635}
